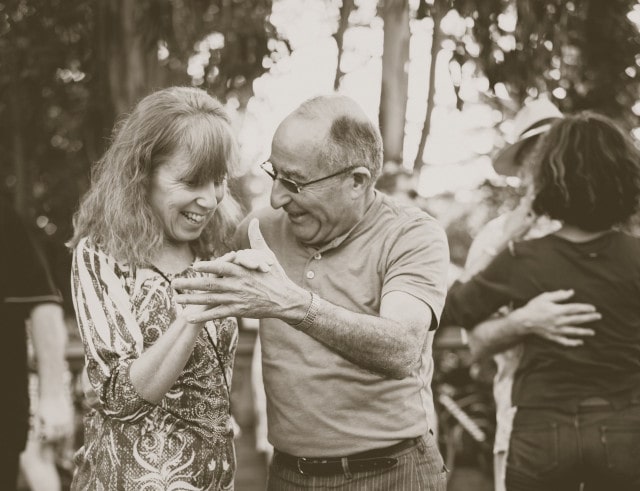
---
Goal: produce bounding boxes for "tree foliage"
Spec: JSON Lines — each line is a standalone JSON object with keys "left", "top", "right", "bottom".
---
{"left": 0, "top": 0, "right": 279, "bottom": 230}
{"left": 450, "top": 0, "right": 640, "bottom": 126}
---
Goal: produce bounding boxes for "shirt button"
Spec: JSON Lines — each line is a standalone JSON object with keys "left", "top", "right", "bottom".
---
{"left": 306, "top": 271, "right": 315, "bottom": 279}
{"left": 314, "top": 253, "right": 322, "bottom": 260}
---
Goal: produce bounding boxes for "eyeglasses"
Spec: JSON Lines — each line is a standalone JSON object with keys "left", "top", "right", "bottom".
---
{"left": 260, "top": 161, "right": 358, "bottom": 194}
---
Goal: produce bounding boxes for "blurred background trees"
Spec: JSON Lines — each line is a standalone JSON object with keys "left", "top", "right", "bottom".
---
{"left": 1, "top": 0, "right": 639, "bottom": 280}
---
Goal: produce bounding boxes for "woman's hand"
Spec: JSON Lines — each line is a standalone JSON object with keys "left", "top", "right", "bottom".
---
{"left": 216, "top": 249, "right": 275, "bottom": 273}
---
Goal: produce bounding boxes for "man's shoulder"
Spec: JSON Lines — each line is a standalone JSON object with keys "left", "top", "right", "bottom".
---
{"left": 376, "top": 193, "right": 445, "bottom": 236}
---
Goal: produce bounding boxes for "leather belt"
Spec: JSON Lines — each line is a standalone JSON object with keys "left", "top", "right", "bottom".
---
{"left": 274, "top": 437, "right": 421, "bottom": 476}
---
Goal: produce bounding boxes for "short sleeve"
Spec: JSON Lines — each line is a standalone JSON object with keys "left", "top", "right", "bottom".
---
{"left": 381, "top": 217, "right": 450, "bottom": 329}
{"left": 442, "top": 248, "right": 515, "bottom": 330}
{"left": 71, "top": 238, "right": 154, "bottom": 421}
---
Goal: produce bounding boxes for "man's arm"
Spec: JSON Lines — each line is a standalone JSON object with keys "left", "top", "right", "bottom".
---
{"left": 29, "top": 302, "right": 74, "bottom": 441}
{"left": 467, "top": 290, "right": 599, "bottom": 362}
{"left": 174, "top": 219, "right": 440, "bottom": 379}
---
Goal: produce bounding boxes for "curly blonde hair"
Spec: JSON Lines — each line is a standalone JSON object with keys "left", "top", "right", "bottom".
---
{"left": 68, "top": 87, "right": 243, "bottom": 265}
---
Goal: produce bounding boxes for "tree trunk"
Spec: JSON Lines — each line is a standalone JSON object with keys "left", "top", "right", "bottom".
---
{"left": 414, "top": 4, "right": 444, "bottom": 170}
{"left": 11, "top": 85, "right": 28, "bottom": 216}
{"left": 333, "top": 0, "right": 355, "bottom": 90}
{"left": 379, "top": 0, "right": 410, "bottom": 165}
{"left": 101, "top": 0, "right": 187, "bottom": 119}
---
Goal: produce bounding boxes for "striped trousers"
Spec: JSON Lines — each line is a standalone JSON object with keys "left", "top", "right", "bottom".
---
{"left": 266, "top": 433, "right": 448, "bottom": 490}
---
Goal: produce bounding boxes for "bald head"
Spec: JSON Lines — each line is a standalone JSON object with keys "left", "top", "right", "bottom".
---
{"left": 279, "top": 95, "right": 383, "bottom": 181}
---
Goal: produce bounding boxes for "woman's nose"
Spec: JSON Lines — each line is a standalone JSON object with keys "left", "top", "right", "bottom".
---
{"left": 195, "top": 181, "right": 221, "bottom": 209}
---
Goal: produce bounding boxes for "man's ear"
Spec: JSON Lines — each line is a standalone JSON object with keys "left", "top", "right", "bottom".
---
{"left": 351, "top": 166, "right": 372, "bottom": 195}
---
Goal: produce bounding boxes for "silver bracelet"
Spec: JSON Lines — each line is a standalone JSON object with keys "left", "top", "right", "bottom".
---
{"left": 293, "top": 291, "right": 320, "bottom": 331}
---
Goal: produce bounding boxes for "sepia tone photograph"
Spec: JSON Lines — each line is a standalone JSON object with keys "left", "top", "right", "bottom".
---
{"left": 2, "top": 1, "right": 640, "bottom": 490}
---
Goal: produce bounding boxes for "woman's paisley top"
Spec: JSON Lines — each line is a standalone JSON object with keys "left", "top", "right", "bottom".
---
{"left": 70, "top": 238, "right": 237, "bottom": 490}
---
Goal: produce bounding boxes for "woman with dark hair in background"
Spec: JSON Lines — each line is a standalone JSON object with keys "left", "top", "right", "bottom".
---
{"left": 68, "top": 87, "right": 242, "bottom": 490}
{"left": 442, "top": 112, "right": 640, "bottom": 491}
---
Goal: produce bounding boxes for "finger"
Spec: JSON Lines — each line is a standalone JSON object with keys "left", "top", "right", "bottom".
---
{"left": 538, "top": 289, "right": 575, "bottom": 302}
{"left": 557, "top": 312, "right": 601, "bottom": 325}
{"left": 248, "top": 218, "right": 273, "bottom": 253}
{"left": 186, "top": 261, "right": 242, "bottom": 277}
{"left": 553, "top": 326, "right": 596, "bottom": 337}
{"left": 232, "top": 250, "right": 273, "bottom": 272}
{"left": 188, "top": 306, "right": 235, "bottom": 323}
{"left": 172, "top": 276, "right": 228, "bottom": 292}
{"left": 175, "top": 293, "right": 226, "bottom": 305}
{"left": 216, "top": 251, "right": 237, "bottom": 263}
{"left": 558, "top": 303, "right": 598, "bottom": 315}
{"left": 543, "top": 333, "right": 585, "bottom": 347}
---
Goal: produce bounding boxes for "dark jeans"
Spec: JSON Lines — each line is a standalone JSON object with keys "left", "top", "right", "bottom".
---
{"left": 506, "top": 404, "right": 640, "bottom": 491}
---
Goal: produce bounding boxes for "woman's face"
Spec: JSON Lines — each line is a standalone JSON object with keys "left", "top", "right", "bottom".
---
{"left": 149, "top": 152, "right": 226, "bottom": 246}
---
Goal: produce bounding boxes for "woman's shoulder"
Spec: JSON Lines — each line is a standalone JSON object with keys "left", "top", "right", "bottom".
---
{"left": 73, "top": 237, "right": 133, "bottom": 277}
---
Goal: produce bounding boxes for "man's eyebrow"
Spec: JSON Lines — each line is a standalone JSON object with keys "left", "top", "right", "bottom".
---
{"left": 271, "top": 161, "right": 306, "bottom": 181}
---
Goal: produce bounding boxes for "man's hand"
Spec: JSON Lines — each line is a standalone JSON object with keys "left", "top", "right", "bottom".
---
{"left": 510, "top": 289, "right": 599, "bottom": 346}
{"left": 173, "top": 219, "right": 309, "bottom": 324}
{"left": 38, "top": 392, "right": 74, "bottom": 442}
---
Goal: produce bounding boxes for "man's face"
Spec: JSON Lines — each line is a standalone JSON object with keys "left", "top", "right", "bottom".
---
{"left": 268, "top": 116, "right": 358, "bottom": 247}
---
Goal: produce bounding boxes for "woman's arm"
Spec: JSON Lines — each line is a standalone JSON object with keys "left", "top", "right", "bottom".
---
{"left": 72, "top": 240, "right": 206, "bottom": 418}
{"left": 466, "top": 290, "right": 598, "bottom": 361}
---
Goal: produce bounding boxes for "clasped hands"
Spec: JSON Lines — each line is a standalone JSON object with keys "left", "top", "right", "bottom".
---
{"left": 172, "top": 218, "right": 308, "bottom": 324}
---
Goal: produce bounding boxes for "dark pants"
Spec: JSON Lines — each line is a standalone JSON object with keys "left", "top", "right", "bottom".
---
{"left": 506, "top": 404, "right": 640, "bottom": 491}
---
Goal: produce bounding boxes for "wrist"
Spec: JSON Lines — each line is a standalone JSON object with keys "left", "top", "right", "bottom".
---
{"left": 290, "top": 290, "right": 320, "bottom": 331}
{"left": 507, "top": 308, "right": 532, "bottom": 336}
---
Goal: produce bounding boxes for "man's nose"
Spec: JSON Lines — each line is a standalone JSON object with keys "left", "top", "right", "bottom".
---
{"left": 270, "top": 179, "right": 293, "bottom": 209}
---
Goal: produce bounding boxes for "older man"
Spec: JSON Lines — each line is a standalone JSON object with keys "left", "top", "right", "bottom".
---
{"left": 174, "top": 95, "right": 450, "bottom": 490}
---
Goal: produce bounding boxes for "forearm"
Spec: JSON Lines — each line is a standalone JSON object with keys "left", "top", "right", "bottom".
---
{"left": 467, "top": 311, "right": 527, "bottom": 362}
{"left": 285, "top": 294, "right": 425, "bottom": 379}
{"left": 129, "top": 315, "right": 203, "bottom": 404}
{"left": 30, "top": 303, "right": 68, "bottom": 397}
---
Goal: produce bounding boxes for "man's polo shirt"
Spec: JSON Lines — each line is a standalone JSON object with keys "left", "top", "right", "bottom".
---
{"left": 236, "top": 191, "right": 449, "bottom": 456}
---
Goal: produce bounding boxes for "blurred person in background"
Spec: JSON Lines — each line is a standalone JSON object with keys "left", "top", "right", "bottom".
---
{"left": 19, "top": 314, "right": 75, "bottom": 491}
{"left": 174, "top": 94, "right": 450, "bottom": 490}
{"left": 456, "top": 98, "right": 599, "bottom": 491}
{"left": 1, "top": 195, "right": 74, "bottom": 491}
{"left": 67, "top": 87, "right": 242, "bottom": 490}
{"left": 442, "top": 112, "right": 640, "bottom": 491}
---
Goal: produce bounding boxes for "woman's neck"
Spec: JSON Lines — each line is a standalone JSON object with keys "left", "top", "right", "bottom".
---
{"left": 152, "top": 241, "right": 194, "bottom": 274}
{"left": 554, "top": 224, "right": 612, "bottom": 243}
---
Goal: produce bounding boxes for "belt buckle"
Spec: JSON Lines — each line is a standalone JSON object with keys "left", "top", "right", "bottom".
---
{"left": 296, "top": 457, "right": 308, "bottom": 475}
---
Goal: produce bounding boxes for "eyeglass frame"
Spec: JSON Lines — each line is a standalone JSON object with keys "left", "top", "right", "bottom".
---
{"left": 260, "top": 161, "right": 360, "bottom": 194}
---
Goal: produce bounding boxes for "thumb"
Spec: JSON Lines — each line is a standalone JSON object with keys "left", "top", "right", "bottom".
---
{"left": 542, "top": 289, "right": 575, "bottom": 302}
{"left": 248, "top": 218, "right": 272, "bottom": 252}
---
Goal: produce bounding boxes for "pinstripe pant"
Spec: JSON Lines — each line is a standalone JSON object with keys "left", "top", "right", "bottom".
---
{"left": 266, "top": 433, "right": 448, "bottom": 490}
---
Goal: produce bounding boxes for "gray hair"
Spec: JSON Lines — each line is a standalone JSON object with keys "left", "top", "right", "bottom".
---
{"left": 294, "top": 95, "right": 383, "bottom": 182}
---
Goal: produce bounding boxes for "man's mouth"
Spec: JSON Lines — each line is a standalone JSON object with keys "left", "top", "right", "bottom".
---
{"left": 181, "top": 211, "right": 206, "bottom": 224}
{"left": 287, "top": 210, "right": 306, "bottom": 221}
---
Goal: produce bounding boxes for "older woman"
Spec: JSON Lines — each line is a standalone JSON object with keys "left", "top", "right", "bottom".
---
{"left": 67, "top": 87, "right": 241, "bottom": 490}
{"left": 443, "top": 112, "right": 640, "bottom": 490}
